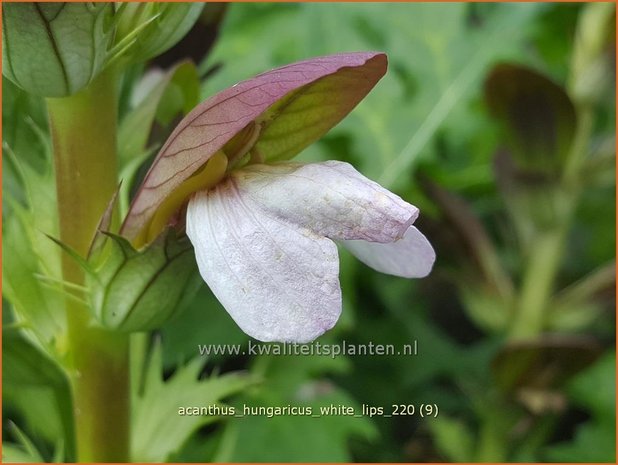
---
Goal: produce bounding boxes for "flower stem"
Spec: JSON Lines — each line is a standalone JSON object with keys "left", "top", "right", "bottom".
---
{"left": 47, "top": 70, "right": 130, "bottom": 462}
{"left": 509, "top": 98, "right": 595, "bottom": 340}
{"left": 510, "top": 226, "right": 567, "bottom": 339}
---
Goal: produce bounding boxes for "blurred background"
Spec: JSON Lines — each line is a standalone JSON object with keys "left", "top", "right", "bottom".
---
{"left": 3, "top": 2, "right": 616, "bottom": 462}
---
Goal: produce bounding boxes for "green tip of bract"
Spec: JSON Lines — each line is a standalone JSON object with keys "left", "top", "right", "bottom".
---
{"left": 114, "top": 3, "right": 204, "bottom": 65}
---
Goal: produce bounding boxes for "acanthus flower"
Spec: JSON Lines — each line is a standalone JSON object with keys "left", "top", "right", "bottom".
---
{"left": 121, "top": 52, "right": 435, "bottom": 342}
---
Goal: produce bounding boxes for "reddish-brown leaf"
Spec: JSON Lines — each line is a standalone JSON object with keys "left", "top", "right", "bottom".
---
{"left": 121, "top": 52, "right": 387, "bottom": 241}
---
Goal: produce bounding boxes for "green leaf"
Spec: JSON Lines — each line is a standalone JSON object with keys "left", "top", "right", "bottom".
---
{"left": 2, "top": 100, "right": 60, "bottom": 268}
{"left": 2, "top": 443, "right": 42, "bottom": 463}
{"left": 1, "top": 78, "right": 48, "bottom": 173}
{"left": 2, "top": 427, "right": 66, "bottom": 463}
{"left": 223, "top": 388, "right": 377, "bottom": 462}
{"left": 201, "top": 3, "right": 543, "bottom": 192}
{"left": 2, "top": 96, "right": 68, "bottom": 350}
{"left": 3, "top": 328, "right": 74, "bottom": 453}
{"left": 428, "top": 415, "right": 474, "bottom": 462}
{"left": 544, "top": 421, "right": 615, "bottom": 462}
{"left": 3, "top": 328, "right": 67, "bottom": 387}
{"left": 161, "top": 284, "right": 247, "bottom": 369}
{"left": 2, "top": 212, "right": 65, "bottom": 347}
{"left": 374, "top": 3, "right": 543, "bottom": 189}
{"left": 131, "top": 340, "right": 254, "bottom": 462}
{"left": 2, "top": 3, "right": 115, "bottom": 97}
{"left": 5, "top": 424, "right": 44, "bottom": 462}
{"left": 547, "top": 261, "right": 615, "bottom": 331}
{"left": 219, "top": 352, "right": 376, "bottom": 462}
{"left": 544, "top": 354, "right": 616, "bottom": 463}
{"left": 567, "top": 351, "right": 615, "bottom": 424}
{"left": 3, "top": 120, "right": 64, "bottom": 295}
{"left": 2, "top": 434, "right": 43, "bottom": 464}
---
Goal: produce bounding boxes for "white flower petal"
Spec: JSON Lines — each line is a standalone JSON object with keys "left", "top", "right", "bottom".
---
{"left": 231, "top": 161, "right": 418, "bottom": 242}
{"left": 186, "top": 180, "right": 342, "bottom": 343}
{"left": 342, "top": 226, "right": 435, "bottom": 278}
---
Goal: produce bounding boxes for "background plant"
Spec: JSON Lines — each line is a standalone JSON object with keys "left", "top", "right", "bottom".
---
{"left": 2, "top": 2, "right": 615, "bottom": 463}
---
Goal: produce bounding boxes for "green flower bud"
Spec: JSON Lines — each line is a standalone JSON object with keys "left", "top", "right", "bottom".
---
{"left": 569, "top": 3, "right": 615, "bottom": 105}
{"left": 115, "top": 3, "right": 203, "bottom": 64}
{"left": 2, "top": 3, "right": 115, "bottom": 97}
{"left": 89, "top": 229, "right": 197, "bottom": 332}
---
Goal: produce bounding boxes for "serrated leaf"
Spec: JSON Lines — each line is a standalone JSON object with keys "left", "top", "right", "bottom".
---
{"left": 121, "top": 52, "right": 387, "bottom": 241}
{"left": 567, "top": 351, "right": 615, "bottom": 424}
{"left": 1, "top": 77, "right": 48, "bottom": 174}
{"left": 2, "top": 214, "right": 65, "bottom": 347}
{"left": 225, "top": 388, "right": 376, "bottom": 462}
{"left": 3, "top": 329, "right": 74, "bottom": 454}
{"left": 428, "top": 415, "right": 474, "bottom": 462}
{"left": 2, "top": 101, "right": 66, "bottom": 349}
{"left": 2, "top": 143, "right": 28, "bottom": 210}
{"left": 2, "top": 443, "right": 41, "bottom": 463}
{"left": 200, "top": 343, "right": 376, "bottom": 462}
{"left": 543, "top": 353, "right": 616, "bottom": 462}
{"left": 547, "top": 261, "right": 615, "bottom": 330}
{"left": 3, "top": 328, "right": 66, "bottom": 387}
{"left": 544, "top": 421, "right": 615, "bottom": 462}
{"left": 0, "top": 422, "right": 66, "bottom": 463}
{"left": 131, "top": 340, "right": 254, "bottom": 462}
{"left": 3, "top": 114, "right": 61, "bottom": 281}
{"left": 221, "top": 351, "right": 376, "bottom": 462}
{"left": 161, "top": 284, "right": 247, "bottom": 368}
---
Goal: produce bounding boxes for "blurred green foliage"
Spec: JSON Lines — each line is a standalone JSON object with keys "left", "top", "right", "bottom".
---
{"left": 3, "top": 2, "right": 615, "bottom": 463}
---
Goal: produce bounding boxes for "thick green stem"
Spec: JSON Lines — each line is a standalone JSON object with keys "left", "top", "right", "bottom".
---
{"left": 510, "top": 227, "right": 566, "bottom": 339}
{"left": 564, "top": 107, "right": 595, "bottom": 183}
{"left": 510, "top": 98, "right": 594, "bottom": 340}
{"left": 47, "top": 70, "right": 130, "bottom": 462}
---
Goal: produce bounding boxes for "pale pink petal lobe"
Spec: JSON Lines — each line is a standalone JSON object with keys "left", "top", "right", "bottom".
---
{"left": 186, "top": 180, "right": 342, "bottom": 343}
{"left": 232, "top": 161, "right": 418, "bottom": 242}
{"left": 342, "top": 226, "right": 435, "bottom": 278}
